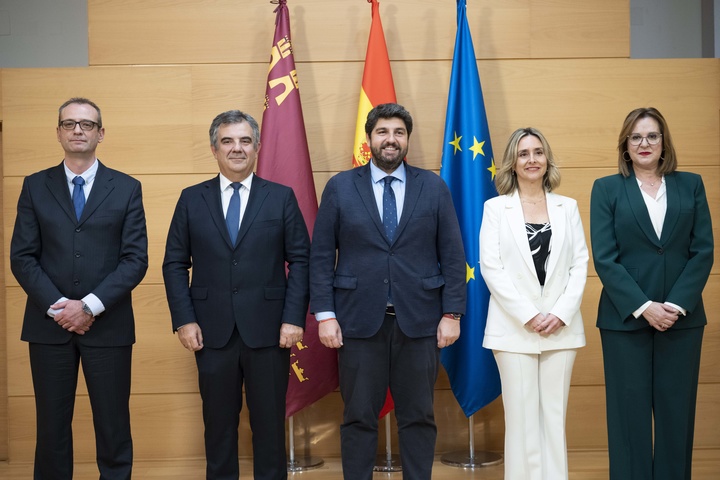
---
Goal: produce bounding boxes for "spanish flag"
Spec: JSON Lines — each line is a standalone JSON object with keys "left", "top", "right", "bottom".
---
{"left": 352, "top": 0, "right": 397, "bottom": 167}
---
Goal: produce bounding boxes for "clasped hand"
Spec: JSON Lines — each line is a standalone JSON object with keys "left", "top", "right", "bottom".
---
{"left": 642, "top": 302, "right": 679, "bottom": 332}
{"left": 51, "top": 299, "right": 94, "bottom": 335}
{"left": 527, "top": 312, "right": 565, "bottom": 336}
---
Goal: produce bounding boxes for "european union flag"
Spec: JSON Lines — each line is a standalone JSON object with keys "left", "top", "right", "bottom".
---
{"left": 440, "top": 0, "right": 501, "bottom": 417}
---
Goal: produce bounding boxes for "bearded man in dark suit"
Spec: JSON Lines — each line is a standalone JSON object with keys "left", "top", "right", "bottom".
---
{"left": 310, "top": 103, "right": 466, "bottom": 480}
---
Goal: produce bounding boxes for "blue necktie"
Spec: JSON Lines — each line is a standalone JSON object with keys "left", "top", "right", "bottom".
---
{"left": 383, "top": 176, "right": 398, "bottom": 242}
{"left": 226, "top": 182, "right": 241, "bottom": 245}
{"left": 72, "top": 176, "right": 85, "bottom": 221}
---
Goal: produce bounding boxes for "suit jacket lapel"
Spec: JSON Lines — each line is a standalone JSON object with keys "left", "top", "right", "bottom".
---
{"left": 660, "top": 173, "right": 680, "bottom": 244}
{"left": 625, "top": 173, "right": 661, "bottom": 246}
{"left": 200, "top": 176, "right": 235, "bottom": 248}
{"left": 79, "top": 161, "right": 114, "bottom": 224}
{"left": 45, "top": 162, "right": 77, "bottom": 223}
{"left": 353, "top": 165, "right": 387, "bottom": 241}
{"left": 545, "top": 192, "right": 566, "bottom": 280}
{"left": 394, "top": 163, "right": 421, "bottom": 245}
{"left": 506, "top": 193, "right": 537, "bottom": 277}
{"left": 237, "top": 175, "right": 269, "bottom": 246}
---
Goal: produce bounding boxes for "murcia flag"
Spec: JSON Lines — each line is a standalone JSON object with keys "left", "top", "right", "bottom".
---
{"left": 257, "top": 0, "right": 339, "bottom": 418}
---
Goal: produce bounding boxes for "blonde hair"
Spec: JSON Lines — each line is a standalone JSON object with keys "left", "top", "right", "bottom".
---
{"left": 495, "top": 127, "right": 561, "bottom": 195}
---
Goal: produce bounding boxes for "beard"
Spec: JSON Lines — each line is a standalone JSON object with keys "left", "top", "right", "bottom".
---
{"left": 370, "top": 141, "right": 408, "bottom": 173}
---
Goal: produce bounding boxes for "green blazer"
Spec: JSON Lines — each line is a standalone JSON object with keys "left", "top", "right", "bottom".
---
{"left": 590, "top": 170, "right": 713, "bottom": 331}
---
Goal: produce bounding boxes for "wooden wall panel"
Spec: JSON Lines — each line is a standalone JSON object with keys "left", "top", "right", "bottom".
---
{"left": 0, "top": 89, "right": 7, "bottom": 460}
{"left": 3, "top": 59, "right": 716, "bottom": 178}
{"left": 529, "top": 0, "right": 629, "bottom": 58}
{"left": 1, "top": 0, "right": 718, "bottom": 466}
{"left": 7, "top": 382, "right": 720, "bottom": 463}
{"left": 88, "top": 0, "right": 628, "bottom": 66}
{"left": 1, "top": 67, "right": 194, "bottom": 177}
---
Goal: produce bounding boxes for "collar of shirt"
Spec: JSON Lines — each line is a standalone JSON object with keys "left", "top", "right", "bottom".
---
{"left": 369, "top": 161, "right": 406, "bottom": 221}
{"left": 636, "top": 175, "right": 667, "bottom": 239}
{"left": 369, "top": 160, "right": 406, "bottom": 185}
{"left": 219, "top": 172, "right": 253, "bottom": 193}
{"left": 64, "top": 158, "right": 99, "bottom": 196}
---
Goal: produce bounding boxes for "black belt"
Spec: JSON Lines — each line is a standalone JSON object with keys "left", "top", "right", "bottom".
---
{"left": 385, "top": 305, "right": 396, "bottom": 316}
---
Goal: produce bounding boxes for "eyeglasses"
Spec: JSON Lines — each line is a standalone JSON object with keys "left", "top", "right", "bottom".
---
{"left": 59, "top": 120, "right": 100, "bottom": 131}
{"left": 627, "top": 132, "right": 662, "bottom": 146}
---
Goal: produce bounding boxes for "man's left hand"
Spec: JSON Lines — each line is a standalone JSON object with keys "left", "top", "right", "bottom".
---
{"left": 279, "top": 323, "right": 304, "bottom": 348}
{"left": 437, "top": 316, "right": 460, "bottom": 348}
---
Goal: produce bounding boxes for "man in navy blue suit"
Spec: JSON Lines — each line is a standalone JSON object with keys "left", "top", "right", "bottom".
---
{"left": 310, "top": 103, "right": 466, "bottom": 480}
{"left": 10, "top": 97, "right": 148, "bottom": 480}
{"left": 163, "top": 110, "right": 310, "bottom": 480}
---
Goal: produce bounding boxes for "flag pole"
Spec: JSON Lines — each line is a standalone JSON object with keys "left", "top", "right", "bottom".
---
{"left": 372, "top": 414, "right": 402, "bottom": 472}
{"left": 440, "top": 414, "right": 503, "bottom": 468}
{"left": 286, "top": 415, "right": 324, "bottom": 472}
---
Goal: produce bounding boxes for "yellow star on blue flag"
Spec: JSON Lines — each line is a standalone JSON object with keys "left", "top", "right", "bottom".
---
{"left": 439, "top": 0, "right": 501, "bottom": 418}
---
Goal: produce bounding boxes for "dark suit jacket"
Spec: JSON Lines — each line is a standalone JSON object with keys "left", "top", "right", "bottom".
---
{"left": 162, "top": 174, "right": 310, "bottom": 349}
{"left": 10, "top": 161, "right": 149, "bottom": 346}
{"left": 310, "top": 162, "right": 466, "bottom": 339}
{"left": 590, "top": 170, "right": 714, "bottom": 331}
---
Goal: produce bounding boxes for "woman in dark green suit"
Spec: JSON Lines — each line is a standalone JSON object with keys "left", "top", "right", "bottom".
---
{"left": 590, "top": 107, "right": 713, "bottom": 480}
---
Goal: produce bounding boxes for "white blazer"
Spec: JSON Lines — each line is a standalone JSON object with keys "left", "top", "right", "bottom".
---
{"left": 480, "top": 191, "right": 588, "bottom": 353}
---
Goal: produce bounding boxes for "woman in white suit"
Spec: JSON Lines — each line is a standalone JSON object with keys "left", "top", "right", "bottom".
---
{"left": 480, "top": 127, "right": 588, "bottom": 480}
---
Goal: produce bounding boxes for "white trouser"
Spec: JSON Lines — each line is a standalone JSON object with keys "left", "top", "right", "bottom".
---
{"left": 494, "top": 349, "right": 577, "bottom": 480}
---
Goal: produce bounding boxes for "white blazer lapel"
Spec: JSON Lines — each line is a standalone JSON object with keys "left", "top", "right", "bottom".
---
{"left": 505, "top": 193, "right": 537, "bottom": 277}
{"left": 545, "top": 192, "right": 566, "bottom": 281}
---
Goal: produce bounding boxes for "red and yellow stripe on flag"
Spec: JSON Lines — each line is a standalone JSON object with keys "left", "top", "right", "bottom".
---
{"left": 353, "top": 0, "right": 395, "bottom": 419}
{"left": 352, "top": 0, "right": 397, "bottom": 167}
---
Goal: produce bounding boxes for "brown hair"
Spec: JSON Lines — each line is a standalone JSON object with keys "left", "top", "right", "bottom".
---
{"left": 616, "top": 107, "right": 677, "bottom": 177}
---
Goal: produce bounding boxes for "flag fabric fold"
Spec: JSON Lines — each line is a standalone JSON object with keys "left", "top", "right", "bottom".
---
{"left": 439, "top": 0, "right": 502, "bottom": 418}
{"left": 352, "top": 0, "right": 395, "bottom": 418}
{"left": 257, "top": 0, "right": 339, "bottom": 418}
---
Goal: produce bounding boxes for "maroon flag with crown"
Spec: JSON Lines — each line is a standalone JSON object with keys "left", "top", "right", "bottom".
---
{"left": 257, "top": 0, "right": 339, "bottom": 417}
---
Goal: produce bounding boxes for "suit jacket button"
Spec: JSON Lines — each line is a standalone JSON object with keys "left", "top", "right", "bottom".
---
{"left": 74, "top": 280, "right": 79, "bottom": 285}
{"left": 383, "top": 279, "right": 389, "bottom": 284}
{"left": 232, "top": 260, "right": 238, "bottom": 265}
{"left": 75, "top": 228, "right": 81, "bottom": 233}
{"left": 657, "top": 248, "right": 664, "bottom": 254}
{"left": 232, "top": 288, "right": 238, "bottom": 294}
{"left": 75, "top": 252, "right": 81, "bottom": 258}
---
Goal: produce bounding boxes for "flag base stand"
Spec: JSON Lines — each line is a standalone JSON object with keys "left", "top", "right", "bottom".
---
{"left": 287, "top": 416, "right": 325, "bottom": 472}
{"left": 373, "top": 454, "right": 402, "bottom": 472}
{"left": 372, "top": 415, "right": 402, "bottom": 472}
{"left": 440, "top": 450, "right": 502, "bottom": 468}
{"left": 440, "top": 414, "right": 503, "bottom": 468}
{"left": 287, "top": 457, "right": 324, "bottom": 472}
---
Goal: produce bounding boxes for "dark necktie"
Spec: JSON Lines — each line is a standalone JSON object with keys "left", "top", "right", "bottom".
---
{"left": 226, "top": 182, "right": 241, "bottom": 245}
{"left": 72, "top": 176, "right": 85, "bottom": 221}
{"left": 383, "top": 176, "right": 398, "bottom": 242}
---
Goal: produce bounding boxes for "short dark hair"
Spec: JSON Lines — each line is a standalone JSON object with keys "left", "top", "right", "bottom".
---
{"left": 209, "top": 110, "right": 260, "bottom": 148}
{"left": 364, "top": 103, "right": 413, "bottom": 136}
{"left": 58, "top": 97, "right": 102, "bottom": 128}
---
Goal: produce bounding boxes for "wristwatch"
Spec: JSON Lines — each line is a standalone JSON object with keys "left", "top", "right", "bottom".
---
{"left": 81, "top": 302, "right": 94, "bottom": 317}
{"left": 444, "top": 313, "right": 462, "bottom": 321}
